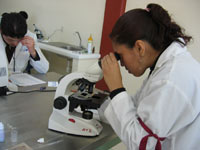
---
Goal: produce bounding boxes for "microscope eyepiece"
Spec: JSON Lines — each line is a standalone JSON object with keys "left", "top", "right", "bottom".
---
{"left": 114, "top": 52, "right": 120, "bottom": 60}
{"left": 98, "top": 52, "right": 120, "bottom": 68}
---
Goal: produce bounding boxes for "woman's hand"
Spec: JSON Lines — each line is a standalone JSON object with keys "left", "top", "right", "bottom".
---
{"left": 21, "top": 36, "right": 37, "bottom": 58}
{"left": 101, "top": 53, "right": 123, "bottom": 92}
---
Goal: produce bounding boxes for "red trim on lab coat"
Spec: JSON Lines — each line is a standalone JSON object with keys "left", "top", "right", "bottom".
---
{"left": 138, "top": 117, "right": 166, "bottom": 150}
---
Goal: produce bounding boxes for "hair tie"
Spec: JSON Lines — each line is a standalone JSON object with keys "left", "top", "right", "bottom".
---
{"left": 145, "top": 8, "right": 150, "bottom": 12}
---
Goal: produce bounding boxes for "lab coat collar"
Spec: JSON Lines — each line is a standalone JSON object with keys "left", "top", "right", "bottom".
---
{"left": 154, "top": 39, "right": 187, "bottom": 70}
{"left": 0, "top": 34, "right": 6, "bottom": 48}
{"left": 0, "top": 33, "right": 23, "bottom": 59}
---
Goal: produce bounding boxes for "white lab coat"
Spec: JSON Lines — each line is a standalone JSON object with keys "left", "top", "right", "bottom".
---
{"left": 0, "top": 30, "right": 49, "bottom": 74}
{"left": 101, "top": 41, "right": 200, "bottom": 150}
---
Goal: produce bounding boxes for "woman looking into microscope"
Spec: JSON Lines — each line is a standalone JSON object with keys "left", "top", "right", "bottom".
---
{"left": 101, "top": 3, "right": 200, "bottom": 150}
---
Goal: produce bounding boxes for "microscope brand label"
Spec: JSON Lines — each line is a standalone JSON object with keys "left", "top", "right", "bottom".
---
{"left": 82, "top": 128, "right": 92, "bottom": 133}
{"left": 0, "top": 67, "right": 7, "bottom": 77}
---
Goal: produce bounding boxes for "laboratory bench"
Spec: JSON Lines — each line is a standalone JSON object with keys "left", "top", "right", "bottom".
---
{"left": 0, "top": 72, "right": 119, "bottom": 150}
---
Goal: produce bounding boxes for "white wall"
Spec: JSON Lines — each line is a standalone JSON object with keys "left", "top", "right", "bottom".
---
{"left": 1, "top": 0, "right": 200, "bottom": 94}
{"left": 0, "top": 0, "right": 106, "bottom": 51}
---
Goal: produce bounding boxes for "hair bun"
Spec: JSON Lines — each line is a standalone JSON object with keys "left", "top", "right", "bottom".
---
{"left": 19, "top": 11, "right": 28, "bottom": 20}
{"left": 2, "top": 13, "right": 8, "bottom": 17}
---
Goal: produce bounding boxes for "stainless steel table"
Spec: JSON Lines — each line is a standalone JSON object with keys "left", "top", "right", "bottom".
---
{"left": 0, "top": 72, "right": 118, "bottom": 150}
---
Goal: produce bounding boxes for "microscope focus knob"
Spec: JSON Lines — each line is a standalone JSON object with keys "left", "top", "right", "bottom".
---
{"left": 82, "top": 111, "right": 93, "bottom": 120}
{"left": 54, "top": 96, "right": 67, "bottom": 110}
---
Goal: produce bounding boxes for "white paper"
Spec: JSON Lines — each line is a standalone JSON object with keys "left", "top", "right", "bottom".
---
{"left": 48, "top": 81, "right": 58, "bottom": 87}
{"left": 37, "top": 137, "right": 45, "bottom": 143}
{"left": 9, "top": 73, "right": 46, "bottom": 87}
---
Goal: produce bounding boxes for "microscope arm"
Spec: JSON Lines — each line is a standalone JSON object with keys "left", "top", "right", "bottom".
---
{"left": 55, "top": 52, "right": 120, "bottom": 99}
{"left": 54, "top": 71, "right": 102, "bottom": 100}
{"left": 54, "top": 72, "right": 85, "bottom": 99}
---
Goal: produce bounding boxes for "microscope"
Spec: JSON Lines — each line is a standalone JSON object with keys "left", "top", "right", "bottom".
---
{"left": 48, "top": 53, "right": 120, "bottom": 136}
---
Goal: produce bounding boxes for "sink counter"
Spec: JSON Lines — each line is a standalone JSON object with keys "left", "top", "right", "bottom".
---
{"left": 38, "top": 41, "right": 101, "bottom": 73}
{"left": 38, "top": 42, "right": 100, "bottom": 60}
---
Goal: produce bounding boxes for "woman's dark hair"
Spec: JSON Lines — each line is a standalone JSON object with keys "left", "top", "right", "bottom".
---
{"left": 19, "top": 11, "right": 28, "bottom": 20}
{"left": 110, "top": 3, "right": 192, "bottom": 51}
{"left": 0, "top": 12, "right": 27, "bottom": 38}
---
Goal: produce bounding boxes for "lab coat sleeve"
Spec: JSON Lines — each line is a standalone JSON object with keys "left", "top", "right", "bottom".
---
{"left": 104, "top": 91, "right": 144, "bottom": 150}
{"left": 98, "top": 98, "right": 111, "bottom": 124}
{"left": 130, "top": 78, "right": 149, "bottom": 107}
{"left": 29, "top": 34, "right": 49, "bottom": 73}
{"left": 98, "top": 86, "right": 141, "bottom": 124}
{"left": 104, "top": 80, "right": 195, "bottom": 150}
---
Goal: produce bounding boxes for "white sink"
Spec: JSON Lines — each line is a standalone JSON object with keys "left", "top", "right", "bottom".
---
{"left": 41, "top": 41, "right": 85, "bottom": 51}
{"left": 38, "top": 41, "right": 100, "bottom": 72}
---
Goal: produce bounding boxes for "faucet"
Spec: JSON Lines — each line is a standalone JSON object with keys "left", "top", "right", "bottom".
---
{"left": 75, "top": 31, "right": 85, "bottom": 49}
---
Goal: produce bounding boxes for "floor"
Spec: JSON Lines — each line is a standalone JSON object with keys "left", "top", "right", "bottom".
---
{"left": 95, "top": 137, "right": 126, "bottom": 150}
{"left": 109, "top": 142, "right": 126, "bottom": 150}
